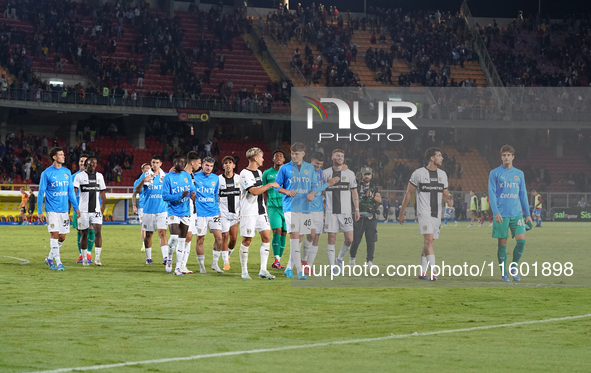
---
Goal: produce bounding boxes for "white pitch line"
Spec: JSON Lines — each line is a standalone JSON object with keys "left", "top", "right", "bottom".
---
{"left": 3, "top": 255, "right": 30, "bottom": 265}
{"left": 25, "top": 313, "right": 591, "bottom": 373}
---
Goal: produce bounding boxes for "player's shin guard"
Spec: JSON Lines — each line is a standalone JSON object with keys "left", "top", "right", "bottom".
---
{"left": 302, "top": 238, "right": 312, "bottom": 261}
{"left": 279, "top": 235, "right": 286, "bottom": 257}
{"left": 168, "top": 235, "right": 178, "bottom": 258}
{"left": 49, "top": 238, "right": 59, "bottom": 262}
{"left": 513, "top": 240, "right": 525, "bottom": 265}
{"left": 87, "top": 228, "right": 95, "bottom": 253}
{"left": 308, "top": 245, "right": 319, "bottom": 268}
{"left": 175, "top": 239, "right": 184, "bottom": 270}
{"left": 260, "top": 242, "right": 270, "bottom": 271}
{"left": 337, "top": 242, "right": 351, "bottom": 261}
{"left": 182, "top": 241, "right": 191, "bottom": 269}
{"left": 239, "top": 244, "right": 249, "bottom": 274}
{"left": 290, "top": 239, "right": 302, "bottom": 274}
{"left": 77, "top": 231, "right": 82, "bottom": 254}
{"left": 497, "top": 245, "right": 508, "bottom": 275}
{"left": 271, "top": 234, "right": 281, "bottom": 259}
{"left": 327, "top": 244, "right": 336, "bottom": 266}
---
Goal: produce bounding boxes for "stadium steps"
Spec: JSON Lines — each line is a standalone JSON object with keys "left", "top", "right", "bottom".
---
{"left": 240, "top": 32, "right": 282, "bottom": 82}
{"left": 350, "top": 29, "right": 487, "bottom": 87}
{"left": 442, "top": 146, "right": 490, "bottom": 191}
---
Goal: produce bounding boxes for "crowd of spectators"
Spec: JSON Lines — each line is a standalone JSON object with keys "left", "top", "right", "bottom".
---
{"left": 483, "top": 14, "right": 591, "bottom": 87}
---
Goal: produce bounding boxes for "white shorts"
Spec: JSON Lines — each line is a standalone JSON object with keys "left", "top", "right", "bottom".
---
{"left": 240, "top": 215, "right": 270, "bottom": 237}
{"left": 143, "top": 212, "right": 167, "bottom": 232}
{"left": 310, "top": 211, "right": 324, "bottom": 234}
{"left": 78, "top": 211, "right": 103, "bottom": 230}
{"left": 195, "top": 216, "right": 222, "bottom": 236}
{"left": 324, "top": 213, "right": 354, "bottom": 233}
{"left": 167, "top": 215, "right": 191, "bottom": 226}
{"left": 221, "top": 214, "right": 239, "bottom": 233}
{"left": 418, "top": 215, "right": 441, "bottom": 239}
{"left": 285, "top": 212, "right": 312, "bottom": 235}
{"left": 47, "top": 212, "right": 70, "bottom": 234}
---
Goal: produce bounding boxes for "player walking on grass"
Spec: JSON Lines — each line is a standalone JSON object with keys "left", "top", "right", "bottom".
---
{"left": 263, "top": 150, "right": 288, "bottom": 269}
{"left": 74, "top": 155, "right": 95, "bottom": 264}
{"left": 488, "top": 145, "right": 532, "bottom": 282}
{"left": 323, "top": 149, "right": 359, "bottom": 272}
{"left": 218, "top": 156, "right": 241, "bottom": 271}
{"left": 480, "top": 193, "right": 493, "bottom": 227}
{"left": 73, "top": 157, "right": 107, "bottom": 266}
{"left": 399, "top": 147, "right": 453, "bottom": 280}
{"left": 132, "top": 163, "right": 151, "bottom": 252}
{"left": 38, "top": 147, "right": 80, "bottom": 271}
{"left": 134, "top": 156, "right": 168, "bottom": 266}
{"left": 19, "top": 187, "right": 28, "bottom": 225}
{"left": 238, "top": 147, "right": 279, "bottom": 280}
{"left": 443, "top": 201, "right": 457, "bottom": 226}
{"left": 162, "top": 154, "right": 196, "bottom": 276}
{"left": 184, "top": 151, "right": 202, "bottom": 274}
{"left": 532, "top": 190, "right": 542, "bottom": 227}
{"left": 194, "top": 157, "right": 224, "bottom": 273}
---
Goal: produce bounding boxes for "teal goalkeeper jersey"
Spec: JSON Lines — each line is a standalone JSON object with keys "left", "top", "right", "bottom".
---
{"left": 488, "top": 165, "right": 530, "bottom": 218}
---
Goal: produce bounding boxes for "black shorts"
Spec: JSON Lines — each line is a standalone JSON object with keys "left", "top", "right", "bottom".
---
{"left": 20, "top": 207, "right": 26, "bottom": 214}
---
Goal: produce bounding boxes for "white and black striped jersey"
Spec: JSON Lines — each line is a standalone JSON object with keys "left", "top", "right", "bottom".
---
{"left": 239, "top": 169, "right": 266, "bottom": 216}
{"left": 409, "top": 167, "right": 448, "bottom": 218}
{"left": 73, "top": 171, "right": 106, "bottom": 213}
{"left": 322, "top": 167, "right": 357, "bottom": 215}
{"left": 219, "top": 173, "right": 240, "bottom": 218}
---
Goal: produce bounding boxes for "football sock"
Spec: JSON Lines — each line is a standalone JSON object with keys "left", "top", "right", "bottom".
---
{"left": 182, "top": 241, "right": 191, "bottom": 268}
{"left": 239, "top": 244, "right": 249, "bottom": 273}
{"left": 81, "top": 249, "right": 88, "bottom": 262}
{"left": 513, "top": 240, "right": 525, "bottom": 266}
{"left": 279, "top": 235, "right": 286, "bottom": 257}
{"left": 444, "top": 217, "right": 448, "bottom": 225}
{"left": 161, "top": 245, "right": 169, "bottom": 260}
{"left": 77, "top": 231, "right": 82, "bottom": 253}
{"left": 327, "top": 244, "right": 336, "bottom": 266}
{"left": 290, "top": 239, "right": 302, "bottom": 274}
{"left": 420, "top": 255, "right": 428, "bottom": 275}
{"left": 87, "top": 229, "right": 95, "bottom": 253}
{"left": 175, "top": 239, "right": 184, "bottom": 269}
{"left": 487, "top": 216, "right": 492, "bottom": 223}
{"left": 48, "top": 238, "right": 58, "bottom": 260}
{"left": 260, "top": 242, "right": 270, "bottom": 271}
{"left": 228, "top": 248, "right": 234, "bottom": 256}
{"left": 222, "top": 250, "right": 229, "bottom": 265}
{"left": 426, "top": 254, "right": 436, "bottom": 275}
{"left": 57, "top": 240, "right": 63, "bottom": 250}
{"left": 308, "top": 245, "right": 319, "bottom": 267}
{"left": 95, "top": 247, "right": 102, "bottom": 262}
{"left": 497, "top": 245, "right": 508, "bottom": 275}
{"left": 145, "top": 247, "right": 152, "bottom": 260}
{"left": 168, "top": 235, "right": 178, "bottom": 258}
{"left": 197, "top": 255, "right": 205, "bottom": 271}
{"left": 337, "top": 242, "right": 351, "bottom": 261}
{"left": 302, "top": 238, "right": 312, "bottom": 261}
{"left": 272, "top": 233, "right": 281, "bottom": 257}
{"left": 212, "top": 249, "right": 221, "bottom": 268}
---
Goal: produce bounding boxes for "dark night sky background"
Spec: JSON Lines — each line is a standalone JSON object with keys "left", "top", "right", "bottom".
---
{"left": 247, "top": 0, "right": 591, "bottom": 19}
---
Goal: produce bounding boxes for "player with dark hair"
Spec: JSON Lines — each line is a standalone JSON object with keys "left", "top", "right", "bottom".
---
{"left": 38, "top": 147, "right": 80, "bottom": 271}
{"left": 488, "top": 145, "right": 532, "bottom": 282}
{"left": 262, "top": 149, "right": 287, "bottom": 269}
{"left": 218, "top": 156, "right": 241, "bottom": 270}
{"left": 132, "top": 163, "right": 151, "bottom": 253}
{"left": 399, "top": 147, "right": 453, "bottom": 280}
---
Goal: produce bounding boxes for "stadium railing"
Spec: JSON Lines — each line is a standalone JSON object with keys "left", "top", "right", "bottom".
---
{"left": 0, "top": 88, "right": 290, "bottom": 114}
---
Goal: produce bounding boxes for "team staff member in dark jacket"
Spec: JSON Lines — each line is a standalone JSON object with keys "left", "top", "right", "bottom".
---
{"left": 349, "top": 166, "right": 381, "bottom": 268}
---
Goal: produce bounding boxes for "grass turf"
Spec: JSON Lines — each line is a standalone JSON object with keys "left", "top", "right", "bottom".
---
{"left": 0, "top": 222, "right": 590, "bottom": 372}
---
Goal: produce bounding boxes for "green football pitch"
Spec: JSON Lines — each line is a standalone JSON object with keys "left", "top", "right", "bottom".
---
{"left": 1, "top": 222, "right": 590, "bottom": 372}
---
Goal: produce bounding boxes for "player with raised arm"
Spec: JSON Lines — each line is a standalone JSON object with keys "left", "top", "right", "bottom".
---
{"left": 399, "top": 147, "right": 453, "bottom": 280}
{"left": 218, "top": 156, "right": 241, "bottom": 270}
{"left": 262, "top": 150, "right": 287, "bottom": 270}
{"left": 532, "top": 190, "right": 542, "bottom": 227}
{"left": 194, "top": 156, "right": 224, "bottom": 273}
{"left": 73, "top": 156, "right": 107, "bottom": 266}
{"left": 238, "top": 147, "right": 279, "bottom": 280}
{"left": 162, "top": 154, "right": 197, "bottom": 276}
{"left": 323, "top": 149, "right": 359, "bottom": 272}
{"left": 488, "top": 145, "right": 533, "bottom": 282}
{"left": 74, "top": 155, "right": 95, "bottom": 264}
{"left": 134, "top": 156, "right": 167, "bottom": 266}
{"left": 38, "top": 147, "right": 80, "bottom": 271}
{"left": 183, "top": 151, "right": 202, "bottom": 274}
{"left": 132, "top": 163, "right": 151, "bottom": 252}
